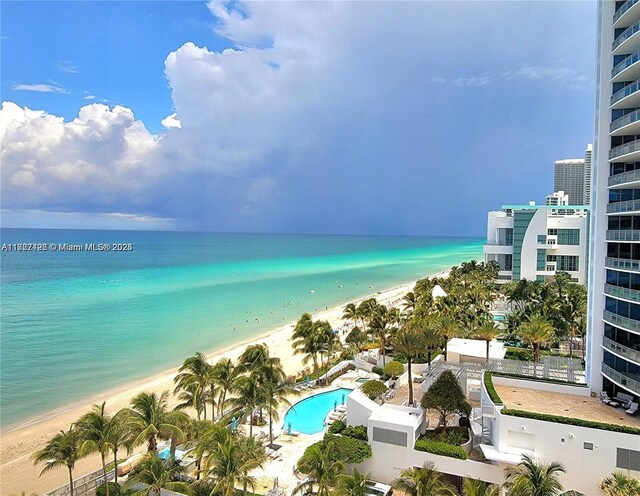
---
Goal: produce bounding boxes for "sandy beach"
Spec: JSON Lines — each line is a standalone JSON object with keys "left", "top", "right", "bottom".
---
{"left": 0, "top": 272, "right": 450, "bottom": 495}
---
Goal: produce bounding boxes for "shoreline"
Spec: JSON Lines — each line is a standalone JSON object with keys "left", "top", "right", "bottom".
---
{"left": 0, "top": 269, "right": 448, "bottom": 494}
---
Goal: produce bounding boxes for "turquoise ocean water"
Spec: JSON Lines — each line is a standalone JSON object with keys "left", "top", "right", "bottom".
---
{"left": 0, "top": 229, "right": 482, "bottom": 428}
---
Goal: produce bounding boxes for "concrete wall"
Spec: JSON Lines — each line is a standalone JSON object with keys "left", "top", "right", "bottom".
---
{"left": 495, "top": 409, "right": 640, "bottom": 495}
{"left": 492, "top": 375, "right": 591, "bottom": 396}
{"left": 347, "top": 389, "right": 378, "bottom": 427}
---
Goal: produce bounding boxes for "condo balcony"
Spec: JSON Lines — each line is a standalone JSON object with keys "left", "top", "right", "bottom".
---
{"left": 606, "top": 229, "right": 640, "bottom": 241}
{"left": 605, "top": 282, "right": 640, "bottom": 302}
{"left": 603, "top": 336, "right": 640, "bottom": 365}
{"left": 614, "top": 0, "right": 640, "bottom": 29}
{"left": 607, "top": 199, "right": 640, "bottom": 214}
{"left": 603, "top": 309, "right": 640, "bottom": 335}
{"left": 610, "top": 109, "right": 640, "bottom": 135}
{"left": 602, "top": 363, "right": 640, "bottom": 396}
{"left": 612, "top": 49, "right": 640, "bottom": 82}
{"left": 605, "top": 256, "right": 640, "bottom": 272}
{"left": 608, "top": 138, "right": 640, "bottom": 161}
{"left": 610, "top": 79, "right": 640, "bottom": 109}
{"left": 608, "top": 168, "right": 640, "bottom": 187}
{"left": 614, "top": 19, "right": 640, "bottom": 55}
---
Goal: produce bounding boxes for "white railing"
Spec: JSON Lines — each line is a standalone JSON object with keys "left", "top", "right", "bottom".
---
{"left": 608, "top": 169, "right": 640, "bottom": 187}
{"left": 602, "top": 364, "right": 640, "bottom": 395}
{"left": 603, "top": 336, "right": 640, "bottom": 364}
{"left": 44, "top": 467, "right": 114, "bottom": 496}
{"left": 605, "top": 257, "right": 640, "bottom": 272}
{"left": 609, "top": 139, "right": 640, "bottom": 160}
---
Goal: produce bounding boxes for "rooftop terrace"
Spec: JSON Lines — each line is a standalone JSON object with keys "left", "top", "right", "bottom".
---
{"left": 495, "top": 384, "right": 640, "bottom": 430}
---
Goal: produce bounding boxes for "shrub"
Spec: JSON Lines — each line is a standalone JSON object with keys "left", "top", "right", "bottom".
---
{"left": 483, "top": 371, "right": 503, "bottom": 404}
{"left": 414, "top": 438, "right": 468, "bottom": 459}
{"left": 360, "top": 380, "right": 388, "bottom": 400}
{"left": 384, "top": 361, "right": 404, "bottom": 378}
{"left": 303, "top": 434, "right": 372, "bottom": 464}
{"left": 96, "top": 483, "right": 132, "bottom": 496}
{"left": 501, "top": 409, "right": 640, "bottom": 435}
{"left": 505, "top": 347, "right": 532, "bottom": 361}
{"left": 341, "top": 425, "right": 368, "bottom": 441}
{"left": 372, "top": 366, "right": 384, "bottom": 377}
{"left": 422, "top": 426, "right": 469, "bottom": 446}
{"left": 191, "top": 480, "right": 217, "bottom": 496}
{"left": 361, "top": 341, "right": 381, "bottom": 350}
{"left": 328, "top": 419, "right": 346, "bottom": 434}
{"left": 324, "top": 433, "right": 372, "bottom": 463}
{"left": 443, "top": 429, "right": 466, "bottom": 446}
{"left": 491, "top": 371, "right": 586, "bottom": 386}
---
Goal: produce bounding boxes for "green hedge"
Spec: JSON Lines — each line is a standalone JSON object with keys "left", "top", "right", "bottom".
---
{"left": 342, "top": 425, "right": 368, "bottom": 441}
{"left": 309, "top": 434, "right": 371, "bottom": 463}
{"left": 414, "top": 438, "right": 468, "bottom": 460}
{"left": 483, "top": 371, "right": 503, "bottom": 405}
{"left": 501, "top": 409, "right": 640, "bottom": 435}
{"left": 328, "top": 419, "right": 346, "bottom": 434}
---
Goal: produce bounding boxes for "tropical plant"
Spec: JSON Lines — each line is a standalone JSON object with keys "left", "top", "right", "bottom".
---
{"left": 210, "top": 358, "right": 237, "bottom": 419}
{"left": 504, "top": 454, "right": 566, "bottom": 496}
{"left": 201, "top": 434, "right": 266, "bottom": 496}
{"left": 473, "top": 320, "right": 502, "bottom": 363}
{"left": 123, "top": 453, "right": 190, "bottom": 496}
{"left": 32, "top": 428, "right": 84, "bottom": 496}
{"left": 392, "top": 324, "right": 425, "bottom": 406}
{"left": 391, "top": 463, "right": 457, "bottom": 496}
{"left": 369, "top": 304, "right": 399, "bottom": 367}
{"left": 360, "top": 380, "right": 388, "bottom": 400}
{"left": 293, "top": 441, "right": 345, "bottom": 496}
{"left": 126, "top": 391, "right": 186, "bottom": 453}
{"left": 333, "top": 469, "right": 371, "bottom": 496}
{"left": 174, "top": 352, "right": 211, "bottom": 420}
{"left": 599, "top": 470, "right": 640, "bottom": 496}
{"left": 463, "top": 478, "right": 500, "bottom": 496}
{"left": 265, "top": 374, "right": 298, "bottom": 444}
{"left": 433, "top": 313, "right": 462, "bottom": 362}
{"left": 420, "top": 370, "right": 471, "bottom": 429}
{"left": 77, "top": 402, "right": 117, "bottom": 496}
{"left": 383, "top": 360, "right": 404, "bottom": 379}
{"left": 519, "top": 313, "right": 556, "bottom": 364}
{"left": 227, "top": 376, "right": 265, "bottom": 437}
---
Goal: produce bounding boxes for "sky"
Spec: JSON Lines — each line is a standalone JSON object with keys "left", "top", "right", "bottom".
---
{"left": 0, "top": 1, "right": 597, "bottom": 236}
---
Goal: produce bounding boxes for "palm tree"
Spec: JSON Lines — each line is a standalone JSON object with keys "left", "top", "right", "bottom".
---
{"left": 211, "top": 358, "right": 237, "bottom": 419}
{"left": 123, "top": 453, "right": 191, "bottom": 496}
{"left": 434, "top": 313, "right": 461, "bottom": 362}
{"left": 391, "top": 463, "right": 457, "bottom": 496}
{"left": 369, "top": 304, "right": 398, "bottom": 368}
{"left": 109, "top": 409, "right": 134, "bottom": 485}
{"left": 202, "top": 435, "right": 266, "bottom": 496}
{"left": 599, "top": 470, "right": 640, "bottom": 496}
{"left": 293, "top": 441, "right": 345, "bottom": 496}
{"left": 392, "top": 325, "right": 425, "bottom": 406}
{"left": 519, "top": 314, "right": 556, "bottom": 364}
{"left": 402, "top": 291, "right": 417, "bottom": 314}
{"left": 127, "top": 391, "right": 186, "bottom": 452}
{"left": 174, "top": 352, "right": 211, "bottom": 420}
{"left": 463, "top": 478, "right": 500, "bottom": 496}
{"left": 333, "top": 469, "right": 371, "bottom": 496}
{"left": 77, "top": 402, "right": 116, "bottom": 496}
{"left": 504, "top": 454, "right": 566, "bottom": 496}
{"left": 265, "top": 375, "right": 298, "bottom": 444}
{"left": 184, "top": 418, "right": 214, "bottom": 480}
{"left": 32, "top": 428, "right": 83, "bottom": 496}
{"left": 342, "top": 303, "right": 361, "bottom": 330}
{"left": 227, "top": 376, "right": 264, "bottom": 436}
{"left": 473, "top": 320, "right": 502, "bottom": 363}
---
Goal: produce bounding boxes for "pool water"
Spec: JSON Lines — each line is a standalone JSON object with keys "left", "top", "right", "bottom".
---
{"left": 283, "top": 388, "right": 353, "bottom": 434}
{"left": 158, "top": 447, "right": 186, "bottom": 460}
{"left": 356, "top": 378, "right": 368, "bottom": 383}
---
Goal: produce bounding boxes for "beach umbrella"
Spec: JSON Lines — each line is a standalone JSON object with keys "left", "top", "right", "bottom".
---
{"left": 432, "top": 284, "right": 447, "bottom": 298}
{"left": 334, "top": 400, "right": 337, "bottom": 412}
{"left": 342, "top": 393, "right": 345, "bottom": 405}
{"left": 231, "top": 417, "right": 237, "bottom": 433}
{"left": 287, "top": 422, "right": 292, "bottom": 436}
{"left": 305, "top": 375, "right": 310, "bottom": 385}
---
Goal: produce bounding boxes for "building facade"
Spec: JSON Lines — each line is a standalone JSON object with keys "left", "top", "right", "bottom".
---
{"left": 484, "top": 203, "right": 589, "bottom": 284}
{"left": 588, "top": 0, "right": 640, "bottom": 404}
{"left": 554, "top": 158, "right": 587, "bottom": 205}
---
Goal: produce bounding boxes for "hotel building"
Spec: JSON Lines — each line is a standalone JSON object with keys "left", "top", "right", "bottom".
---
{"left": 588, "top": 0, "right": 640, "bottom": 407}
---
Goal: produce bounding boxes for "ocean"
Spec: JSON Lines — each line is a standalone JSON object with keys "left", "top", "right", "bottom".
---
{"left": 0, "top": 228, "right": 483, "bottom": 427}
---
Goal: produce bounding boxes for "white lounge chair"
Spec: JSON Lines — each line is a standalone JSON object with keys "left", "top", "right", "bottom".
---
{"left": 626, "top": 402, "right": 639, "bottom": 416}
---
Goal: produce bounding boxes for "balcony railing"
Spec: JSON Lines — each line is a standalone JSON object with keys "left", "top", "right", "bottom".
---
{"left": 614, "top": 19, "right": 640, "bottom": 51}
{"left": 611, "top": 109, "right": 640, "bottom": 133}
{"left": 614, "top": 0, "right": 639, "bottom": 25}
{"left": 605, "top": 283, "right": 640, "bottom": 302}
{"left": 603, "top": 310, "right": 640, "bottom": 334}
{"left": 602, "top": 363, "right": 640, "bottom": 395}
{"left": 485, "top": 241, "right": 513, "bottom": 246}
{"left": 607, "top": 230, "right": 640, "bottom": 241}
{"left": 609, "top": 139, "right": 640, "bottom": 160}
{"left": 611, "top": 79, "right": 640, "bottom": 106}
{"left": 608, "top": 168, "right": 640, "bottom": 186}
{"left": 612, "top": 49, "right": 640, "bottom": 79}
{"left": 605, "top": 257, "right": 640, "bottom": 271}
{"left": 607, "top": 199, "right": 640, "bottom": 213}
{"left": 603, "top": 336, "right": 640, "bottom": 364}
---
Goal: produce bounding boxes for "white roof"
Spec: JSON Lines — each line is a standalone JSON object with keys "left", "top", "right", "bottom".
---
{"left": 479, "top": 444, "right": 532, "bottom": 464}
{"left": 369, "top": 404, "right": 423, "bottom": 428}
{"left": 447, "top": 338, "right": 506, "bottom": 360}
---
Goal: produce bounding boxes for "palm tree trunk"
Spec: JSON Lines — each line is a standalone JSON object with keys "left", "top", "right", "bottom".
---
{"left": 408, "top": 357, "right": 414, "bottom": 406}
{"left": 569, "top": 327, "right": 574, "bottom": 358}
{"left": 444, "top": 335, "right": 448, "bottom": 362}
{"left": 113, "top": 449, "right": 119, "bottom": 485}
{"left": 269, "top": 409, "right": 274, "bottom": 444}
{"left": 196, "top": 456, "right": 202, "bottom": 480}
{"left": 486, "top": 339, "right": 490, "bottom": 363}
{"left": 68, "top": 466, "right": 74, "bottom": 496}
{"left": 149, "top": 434, "right": 157, "bottom": 453}
{"left": 249, "top": 413, "right": 254, "bottom": 437}
{"left": 101, "top": 453, "right": 110, "bottom": 496}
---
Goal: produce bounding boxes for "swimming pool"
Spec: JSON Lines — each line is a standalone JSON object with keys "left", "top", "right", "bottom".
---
{"left": 158, "top": 447, "right": 186, "bottom": 460}
{"left": 283, "top": 387, "right": 352, "bottom": 434}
